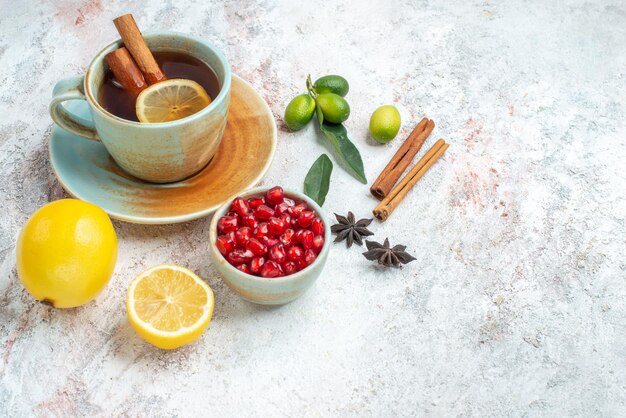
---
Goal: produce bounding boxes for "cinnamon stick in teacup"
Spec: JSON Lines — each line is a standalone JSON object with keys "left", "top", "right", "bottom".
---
{"left": 113, "top": 14, "right": 166, "bottom": 85}
{"left": 104, "top": 47, "right": 147, "bottom": 94}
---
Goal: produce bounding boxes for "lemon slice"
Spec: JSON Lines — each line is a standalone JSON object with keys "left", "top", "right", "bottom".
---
{"left": 135, "top": 79, "right": 212, "bottom": 123}
{"left": 126, "top": 264, "right": 214, "bottom": 349}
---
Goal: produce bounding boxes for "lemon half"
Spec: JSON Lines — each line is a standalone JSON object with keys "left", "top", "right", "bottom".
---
{"left": 135, "top": 79, "right": 211, "bottom": 123}
{"left": 126, "top": 264, "right": 214, "bottom": 349}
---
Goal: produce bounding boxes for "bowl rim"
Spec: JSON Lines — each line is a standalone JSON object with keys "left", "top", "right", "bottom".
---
{"left": 208, "top": 186, "right": 331, "bottom": 284}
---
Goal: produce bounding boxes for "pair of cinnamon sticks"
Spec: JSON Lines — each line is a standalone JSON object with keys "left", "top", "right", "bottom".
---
{"left": 105, "top": 14, "right": 166, "bottom": 94}
{"left": 370, "top": 117, "right": 449, "bottom": 221}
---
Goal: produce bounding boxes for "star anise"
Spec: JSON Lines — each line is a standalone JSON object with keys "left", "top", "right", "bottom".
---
{"left": 331, "top": 212, "right": 374, "bottom": 247}
{"left": 362, "top": 238, "right": 416, "bottom": 267}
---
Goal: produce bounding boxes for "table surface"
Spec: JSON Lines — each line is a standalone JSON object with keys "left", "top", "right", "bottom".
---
{"left": 1, "top": 1, "right": 625, "bottom": 416}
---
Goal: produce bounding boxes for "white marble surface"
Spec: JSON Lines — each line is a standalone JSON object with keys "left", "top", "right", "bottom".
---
{"left": 1, "top": 0, "right": 625, "bottom": 416}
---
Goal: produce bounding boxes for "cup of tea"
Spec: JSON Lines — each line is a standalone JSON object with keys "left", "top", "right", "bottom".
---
{"left": 50, "top": 32, "right": 231, "bottom": 183}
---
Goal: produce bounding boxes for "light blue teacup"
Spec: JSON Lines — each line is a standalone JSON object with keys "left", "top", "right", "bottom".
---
{"left": 50, "top": 32, "right": 231, "bottom": 183}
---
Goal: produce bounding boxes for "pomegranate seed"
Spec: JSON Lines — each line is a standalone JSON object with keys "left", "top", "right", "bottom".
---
{"left": 215, "top": 235, "right": 234, "bottom": 256}
{"left": 261, "top": 260, "right": 283, "bottom": 278}
{"left": 246, "top": 238, "right": 267, "bottom": 255}
{"left": 280, "top": 228, "right": 295, "bottom": 246}
{"left": 279, "top": 213, "right": 292, "bottom": 226}
{"left": 296, "top": 259, "right": 308, "bottom": 270}
{"left": 242, "top": 213, "right": 258, "bottom": 229}
{"left": 248, "top": 196, "right": 265, "bottom": 209}
{"left": 293, "top": 229, "right": 305, "bottom": 244}
{"left": 250, "top": 256, "right": 266, "bottom": 274}
{"left": 284, "top": 261, "right": 298, "bottom": 275}
{"left": 228, "top": 249, "right": 254, "bottom": 265}
{"left": 262, "top": 236, "right": 280, "bottom": 247}
{"left": 230, "top": 197, "right": 249, "bottom": 217}
{"left": 300, "top": 230, "right": 314, "bottom": 250}
{"left": 289, "top": 202, "right": 308, "bottom": 217}
{"left": 268, "top": 217, "right": 286, "bottom": 236}
{"left": 217, "top": 215, "right": 238, "bottom": 233}
{"left": 275, "top": 202, "right": 290, "bottom": 215}
{"left": 286, "top": 245, "right": 304, "bottom": 261}
{"left": 254, "top": 222, "right": 269, "bottom": 239}
{"left": 269, "top": 244, "right": 286, "bottom": 264}
{"left": 235, "top": 227, "right": 252, "bottom": 247}
{"left": 298, "top": 210, "right": 315, "bottom": 228}
{"left": 255, "top": 205, "right": 275, "bottom": 220}
{"left": 265, "top": 186, "right": 285, "bottom": 205}
{"left": 311, "top": 218, "right": 324, "bottom": 236}
{"left": 312, "top": 235, "right": 325, "bottom": 253}
{"left": 283, "top": 197, "right": 295, "bottom": 207}
{"left": 226, "top": 231, "right": 236, "bottom": 243}
{"left": 304, "top": 249, "right": 317, "bottom": 266}
{"left": 236, "top": 263, "right": 250, "bottom": 274}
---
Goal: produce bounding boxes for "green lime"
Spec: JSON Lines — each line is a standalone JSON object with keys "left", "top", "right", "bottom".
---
{"left": 314, "top": 75, "right": 349, "bottom": 97}
{"left": 369, "top": 105, "right": 401, "bottom": 143}
{"left": 316, "top": 93, "right": 350, "bottom": 124}
{"left": 284, "top": 94, "right": 316, "bottom": 131}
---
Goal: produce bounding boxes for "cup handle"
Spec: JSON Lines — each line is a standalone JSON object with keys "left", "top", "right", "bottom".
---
{"left": 49, "top": 76, "right": 100, "bottom": 141}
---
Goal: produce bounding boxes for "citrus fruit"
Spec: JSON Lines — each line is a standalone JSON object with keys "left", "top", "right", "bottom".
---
{"left": 16, "top": 199, "right": 117, "bottom": 308}
{"left": 369, "top": 105, "right": 401, "bottom": 143}
{"left": 316, "top": 93, "right": 350, "bottom": 124}
{"left": 126, "top": 264, "right": 214, "bottom": 350}
{"left": 284, "top": 94, "right": 316, "bottom": 131}
{"left": 314, "top": 75, "right": 349, "bottom": 97}
{"left": 135, "top": 79, "right": 211, "bottom": 123}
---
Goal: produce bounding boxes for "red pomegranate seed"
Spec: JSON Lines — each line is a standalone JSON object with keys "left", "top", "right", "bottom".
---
{"left": 286, "top": 245, "right": 304, "bottom": 261}
{"left": 312, "top": 235, "right": 325, "bottom": 253}
{"left": 236, "top": 263, "right": 250, "bottom": 274}
{"left": 228, "top": 249, "right": 254, "bottom": 265}
{"left": 296, "top": 259, "right": 308, "bottom": 270}
{"left": 298, "top": 210, "right": 315, "bottom": 228}
{"left": 235, "top": 227, "right": 252, "bottom": 246}
{"left": 217, "top": 215, "right": 238, "bottom": 233}
{"left": 242, "top": 213, "right": 258, "bottom": 229}
{"left": 268, "top": 217, "right": 286, "bottom": 236}
{"left": 279, "top": 213, "right": 292, "bottom": 226}
{"left": 261, "top": 260, "right": 283, "bottom": 278}
{"left": 265, "top": 186, "right": 285, "bottom": 205}
{"left": 280, "top": 228, "right": 295, "bottom": 246}
{"left": 269, "top": 244, "right": 286, "bottom": 264}
{"left": 274, "top": 202, "right": 290, "bottom": 215}
{"left": 283, "top": 197, "right": 295, "bottom": 207}
{"left": 304, "top": 249, "right": 317, "bottom": 266}
{"left": 246, "top": 238, "right": 266, "bottom": 255}
{"left": 249, "top": 256, "right": 266, "bottom": 274}
{"left": 230, "top": 197, "right": 249, "bottom": 217}
{"left": 261, "top": 236, "right": 280, "bottom": 248}
{"left": 248, "top": 196, "right": 265, "bottom": 209}
{"left": 311, "top": 218, "right": 324, "bottom": 236}
{"left": 293, "top": 229, "right": 304, "bottom": 244}
{"left": 300, "top": 230, "right": 314, "bottom": 250}
{"left": 255, "top": 205, "right": 275, "bottom": 220}
{"left": 254, "top": 222, "right": 269, "bottom": 239}
{"left": 284, "top": 261, "right": 298, "bottom": 275}
{"left": 215, "top": 235, "right": 234, "bottom": 256}
{"left": 289, "top": 202, "right": 308, "bottom": 217}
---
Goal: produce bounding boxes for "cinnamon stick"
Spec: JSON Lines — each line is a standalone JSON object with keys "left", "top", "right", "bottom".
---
{"left": 104, "top": 47, "right": 147, "bottom": 94}
{"left": 373, "top": 138, "right": 449, "bottom": 221}
{"left": 370, "top": 117, "right": 435, "bottom": 200}
{"left": 113, "top": 14, "right": 166, "bottom": 85}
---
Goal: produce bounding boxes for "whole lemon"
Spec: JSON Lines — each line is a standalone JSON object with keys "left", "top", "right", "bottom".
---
{"left": 369, "top": 105, "right": 401, "bottom": 143}
{"left": 16, "top": 199, "right": 118, "bottom": 308}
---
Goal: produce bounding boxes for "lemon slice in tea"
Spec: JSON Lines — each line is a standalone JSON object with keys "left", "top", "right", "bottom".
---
{"left": 135, "top": 79, "right": 211, "bottom": 123}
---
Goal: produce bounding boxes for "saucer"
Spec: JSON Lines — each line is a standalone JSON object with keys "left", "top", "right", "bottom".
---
{"left": 49, "top": 75, "right": 276, "bottom": 224}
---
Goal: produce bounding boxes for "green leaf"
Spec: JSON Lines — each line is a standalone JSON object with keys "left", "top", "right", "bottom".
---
{"left": 304, "top": 154, "right": 333, "bottom": 206}
{"left": 319, "top": 121, "right": 367, "bottom": 184}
